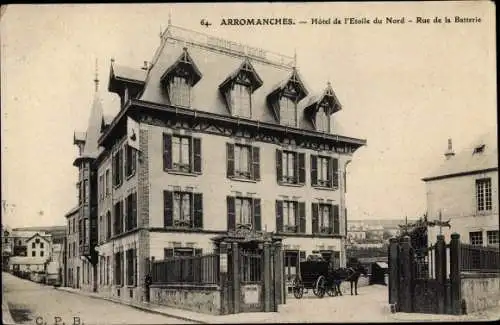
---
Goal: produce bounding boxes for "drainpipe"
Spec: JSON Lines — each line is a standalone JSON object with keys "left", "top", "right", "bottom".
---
{"left": 341, "top": 159, "right": 352, "bottom": 267}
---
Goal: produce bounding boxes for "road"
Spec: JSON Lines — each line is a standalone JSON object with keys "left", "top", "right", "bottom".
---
{"left": 2, "top": 272, "right": 194, "bottom": 325}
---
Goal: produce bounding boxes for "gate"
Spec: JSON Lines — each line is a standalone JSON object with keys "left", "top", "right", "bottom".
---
{"left": 389, "top": 234, "right": 452, "bottom": 314}
{"left": 239, "top": 248, "right": 263, "bottom": 312}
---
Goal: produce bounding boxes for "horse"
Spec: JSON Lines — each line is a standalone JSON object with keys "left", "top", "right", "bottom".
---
{"left": 344, "top": 263, "right": 368, "bottom": 295}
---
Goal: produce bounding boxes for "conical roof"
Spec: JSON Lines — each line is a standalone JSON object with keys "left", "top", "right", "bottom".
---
{"left": 81, "top": 90, "right": 104, "bottom": 159}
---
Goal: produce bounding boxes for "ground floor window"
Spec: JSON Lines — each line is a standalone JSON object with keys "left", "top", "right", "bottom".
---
{"left": 126, "top": 249, "right": 137, "bottom": 286}
{"left": 114, "top": 252, "right": 123, "bottom": 286}
{"left": 106, "top": 256, "right": 110, "bottom": 285}
{"left": 284, "top": 251, "right": 298, "bottom": 283}
{"left": 469, "top": 231, "right": 483, "bottom": 246}
{"left": 487, "top": 230, "right": 499, "bottom": 246}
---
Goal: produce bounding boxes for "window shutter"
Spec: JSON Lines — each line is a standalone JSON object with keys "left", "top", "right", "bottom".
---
{"left": 312, "top": 203, "right": 319, "bottom": 234}
{"left": 299, "top": 202, "right": 306, "bottom": 233}
{"left": 329, "top": 205, "right": 335, "bottom": 234}
{"left": 193, "top": 138, "right": 202, "bottom": 173}
{"left": 332, "top": 158, "right": 339, "bottom": 188}
{"left": 193, "top": 193, "right": 203, "bottom": 229}
{"left": 298, "top": 153, "right": 306, "bottom": 184}
{"left": 163, "top": 191, "right": 173, "bottom": 227}
{"left": 311, "top": 155, "right": 317, "bottom": 186}
{"left": 132, "top": 147, "right": 137, "bottom": 174}
{"left": 327, "top": 157, "right": 332, "bottom": 188}
{"left": 194, "top": 248, "right": 203, "bottom": 256}
{"left": 163, "top": 134, "right": 172, "bottom": 170}
{"left": 344, "top": 170, "right": 347, "bottom": 193}
{"left": 253, "top": 198, "right": 261, "bottom": 231}
{"left": 276, "top": 149, "right": 282, "bottom": 183}
{"left": 226, "top": 143, "right": 235, "bottom": 178}
{"left": 227, "top": 196, "right": 235, "bottom": 230}
{"left": 164, "top": 248, "right": 174, "bottom": 259}
{"left": 276, "top": 200, "right": 283, "bottom": 233}
{"left": 299, "top": 251, "right": 306, "bottom": 262}
{"left": 124, "top": 145, "right": 129, "bottom": 176}
{"left": 132, "top": 192, "right": 137, "bottom": 229}
{"left": 333, "top": 205, "right": 340, "bottom": 235}
{"left": 252, "top": 146, "right": 260, "bottom": 181}
{"left": 119, "top": 149, "right": 124, "bottom": 183}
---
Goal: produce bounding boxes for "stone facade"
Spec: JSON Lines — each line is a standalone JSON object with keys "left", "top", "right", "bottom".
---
{"left": 461, "top": 275, "right": 500, "bottom": 313}
{"left": 150, "top": 285, "right": 221, "bottom": 315}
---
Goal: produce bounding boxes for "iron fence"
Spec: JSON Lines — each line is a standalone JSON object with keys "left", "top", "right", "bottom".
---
{"left": 460, "top": 244, "right": 500, "bottom": 273}
{"left": 152, "top": 253, "right": 219, "bottom": 285}
{"left": 240, "top": 250, "right": 262, "bottom": 283}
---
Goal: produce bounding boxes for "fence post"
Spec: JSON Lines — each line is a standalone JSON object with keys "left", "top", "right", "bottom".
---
{"left": 232, "top": 242, "right": 240, "bottom": 314}
{"left": 263, "top": 242, "right": 271, "bottom": 312}
{"left": 388, "top": 237, "right": 399, "bottom": 309}
{"left": 219, "top": 242, "right": 228, "bottom": 315}
{"left": 449, "top": 233, "right": 462, "bottom": 315}
{"left": 435, "top": 235, "right": 446, "bottom": 314}
{"left": 399, "top": 236, "right": 413, "bottom": 313}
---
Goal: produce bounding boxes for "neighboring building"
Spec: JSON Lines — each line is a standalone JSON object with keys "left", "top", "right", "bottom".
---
{"left": 422, "top": 132, "right": 498, "bottom": 247}
{"left": 65, "top": 205, "right": 81, "bottom": 289}
{"left": 67, "top": 23, "right": 366, "bottom": 302}
{"left": 2, "top": 225, "right": 13, "bottom": 271}
{"left": 347, "top": 230, "right": 366, "bottom": 242}
{"left": 10, "top": 230, "right": 51, "bottom": 257}
{"left": 26, "top": 233, "right": 51, "bottom": 258}
{"left": 9, "top": 256, "right": 47, "bottom": 273}
{"left": 13, "top": 226, "right": 66, "bottom": 244}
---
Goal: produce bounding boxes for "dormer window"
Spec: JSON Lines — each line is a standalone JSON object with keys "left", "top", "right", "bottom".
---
{"left": 315, "top": 103, "right": 331, "bottom": 133}
{"left": 304, "top": 82, "right": 342, "bottom": 133}
{"left": 169, "top": 76, "right": 191, "bottom": 107}
{"left": 267, "top": 68, "right": 308, "bottom": 127}
{"left": 160, "top": 47, "right": 202, "bottom": 108}
{"left": 220, "top": 58, "right": 263, "bottom": 119}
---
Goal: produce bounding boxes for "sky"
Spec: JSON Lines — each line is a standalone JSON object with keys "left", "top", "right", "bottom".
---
{"left": 1, "top": 2, "right": 496, "bottom": 228}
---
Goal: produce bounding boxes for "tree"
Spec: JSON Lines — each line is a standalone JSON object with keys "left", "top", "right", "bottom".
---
{"left": 382, "top": 230, "right": 393, "bottom": 240}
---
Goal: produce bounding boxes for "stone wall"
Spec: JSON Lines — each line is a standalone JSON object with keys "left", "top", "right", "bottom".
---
{"left": 150, "top": 284, "right": 221, "bottom": 315}
{"left": 461, "top": 274, "right": 500, "bottom": 314}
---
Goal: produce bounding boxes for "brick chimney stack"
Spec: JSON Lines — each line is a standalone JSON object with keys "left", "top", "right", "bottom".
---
{"left": 444, "top": 138, "right": 455, "bottom": 160}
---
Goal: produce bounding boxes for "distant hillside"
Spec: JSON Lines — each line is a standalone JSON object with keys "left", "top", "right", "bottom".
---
{"left": 348, "top": 219, "right": 418, "bottom": 228}
{"left": 13, "top": 226, "right": 66, "bottom": 243}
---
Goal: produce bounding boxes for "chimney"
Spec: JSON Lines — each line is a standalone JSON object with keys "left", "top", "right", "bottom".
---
{"left": 444, "top": 138, "right": 455, "bottom": 160}
{"left": 141, "top": 61, "right": 149, "bottom": 71}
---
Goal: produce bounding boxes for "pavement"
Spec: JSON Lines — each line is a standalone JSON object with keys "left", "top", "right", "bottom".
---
{"left": 4, "top": 271, "right": 500, "bottom": 324}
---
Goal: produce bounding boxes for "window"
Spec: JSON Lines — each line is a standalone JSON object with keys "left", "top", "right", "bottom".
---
{"left": 105, "top": 169, "right": 110, "bottom": 196}
{"left": 73, "top": 242, "right": 76, "bottom": 257}
{"left": 106, "top": 256, "right": 110, "bottom": 285}
{"left": 106, "top": 211, "right": 111, "bottom": 239}
{"left": 469, "top": 231, "right": 483, "bottom": 246}
{"left": 312, "top": 203, "right": 340, "bottom": 235}
{"left": 32, "top": 243, "right": 36, "bottom": 249}
{"left": 31, "top": 251, "right": 36, "bottom": 257}
{"left": 163, "top": 191, "right": 203, "bottom": 229}
{"left": 73, "top": 217, "right": 76, "bottom": 234}
{"left": 227, "top": 143, "right": 260, "bottom": 181}
{"left": 169, "top": 76, "right": 191, "bottom": 107}
{"left": 40, "top": 251, "right": 44, "bottom": 257}
{"left": 83, "top": 179, "right": 88, "bottom": 204}
{"left": 125, "top": 193, "right": 137, "bottom": 232}
{"left": 77, "top": 182, "right": 82, "bottom": 205}
{"left": 476, "top": 178, "right": 492, "bottom": 211}
{"left": 227, "top": 196, "right": 261, "bottom": 231}
{"left": 276, "top": 200, "right": 306, "bottom": 233}
{"left": 125, "top": 145, "right": 137, "bottom": 178}
{"left": 311, "top": 155, "right": 339, "bottom": 189}
{"left": 114, "top": 201, "right": 124, "bottom": 235}
{"left": 40, "top": 243, "right": 44, "bottom": 249}
{"left": 284, "top": 251, "right": 299, "bottom": 283}
{"left": 315, "top": 105, "right": 330, "bottom": 133}
{"left": 164, "top": 247, "right": 200, "bottom": 258}
{"left": 99, "top": 175, "right": 104, "bottom": 200}
{"left": 232, "top": 83, "right": 251, "bottom": 118}
{"left": 126, "top": 249, "right": 136, "bottom": 286}
{"left": 276, "top": 150, "right": 305, "bottom": 185}
{"left": 163, "top": 134, "right": 202, "bottom": 174}
{"left": 114, "top": 252, "right": 122, "bottom": 286}
{"left": 487, "top": 230, "right": 499, "bottom": 246}
{"left": 113, "top": 149, "right": 123, "bottom": 187}
{"left": 280, "top": 96, "right": 297, "bottom": 127}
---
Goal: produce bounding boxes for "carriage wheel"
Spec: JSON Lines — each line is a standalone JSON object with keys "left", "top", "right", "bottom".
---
{"left": 313, "top": 276, "right": 326, "bottom": 298}
{"left": 292, "top": 276, "right": 304, "bottom": 299}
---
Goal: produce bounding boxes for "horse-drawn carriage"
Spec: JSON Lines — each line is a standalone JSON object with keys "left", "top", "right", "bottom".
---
{"left": 292, "top": 258, "right": 337, "bottom": 299}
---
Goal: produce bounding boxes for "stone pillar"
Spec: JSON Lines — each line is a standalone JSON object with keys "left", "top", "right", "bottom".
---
{"left": 388, "top": 238, "right": 399, "bottom": 307}
{"left": 273, "top": 242, "right": 283, "bottom": 306}
{"left": 219, "top": 242, "right": 228, "bottom": 315}
{"left": 399, "top": 236, "right": 413, "bottom": 313}
{"left": 435, "top": 235, "right": 447, "bottom": 314}
{"left": 449, "top": 233, "right": 462, "bottom": 315}
{"left": 232, "top": 242, "right": 240, "bottom": 314}
{"left": 263, "top": 242, "right": 271, "bottom": 312}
